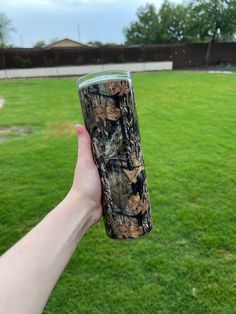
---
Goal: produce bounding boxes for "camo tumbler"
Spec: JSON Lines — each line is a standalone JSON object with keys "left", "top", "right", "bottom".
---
{"left": 78, "top": 70, "right": 152, "bottom": 240}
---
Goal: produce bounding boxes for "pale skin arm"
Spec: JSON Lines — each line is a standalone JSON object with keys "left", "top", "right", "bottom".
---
{"left": 0, "top": 125, "right": 103, "bottom": 314}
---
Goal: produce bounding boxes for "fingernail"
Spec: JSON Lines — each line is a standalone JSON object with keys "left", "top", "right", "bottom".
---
{"left": 75, "top": 125, "right": 83, "bottom": 135}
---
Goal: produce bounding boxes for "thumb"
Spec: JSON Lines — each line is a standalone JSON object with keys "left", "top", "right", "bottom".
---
{"left": 75, "top": 124, "right": 94, "bottom": 165}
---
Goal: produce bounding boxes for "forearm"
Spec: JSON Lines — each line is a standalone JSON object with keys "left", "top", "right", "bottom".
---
{"left": 0, "top": 191, "right": 91, "bottom": 314}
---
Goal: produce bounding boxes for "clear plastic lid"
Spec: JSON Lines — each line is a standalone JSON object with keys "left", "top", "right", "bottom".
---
{"left": 78, "top": 70, "right": 132, "bottom": 89}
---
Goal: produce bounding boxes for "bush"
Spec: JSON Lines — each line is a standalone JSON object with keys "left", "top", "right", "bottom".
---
{"left": 14, "top": 56, "right": 32, "bottom": 68}
{"left": 116, "top": 54, "right": 126, "bottom": 63}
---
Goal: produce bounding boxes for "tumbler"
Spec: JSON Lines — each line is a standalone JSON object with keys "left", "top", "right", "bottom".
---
{"left": 78, "top": 70, "right": 152, "bottom": 240}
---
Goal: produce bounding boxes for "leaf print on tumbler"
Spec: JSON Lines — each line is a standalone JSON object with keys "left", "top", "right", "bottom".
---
{"left": 78, "top": 70, "right": 152, "bottom": 239}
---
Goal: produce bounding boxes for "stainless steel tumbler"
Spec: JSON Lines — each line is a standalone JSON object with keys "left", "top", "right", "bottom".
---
{"left": 78, "top": 70, "right": 152, "bottom": 240}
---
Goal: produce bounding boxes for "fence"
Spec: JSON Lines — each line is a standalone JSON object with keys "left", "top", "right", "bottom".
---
{"left": 0, "top": 62, "right": 173, "bottom": 79}
{"left": 0, "top": 43, "right": 235, "bottom": 70}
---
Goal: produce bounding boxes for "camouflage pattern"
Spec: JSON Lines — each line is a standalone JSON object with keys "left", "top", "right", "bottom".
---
{"left": 79, "top": 79, "right": 152, "bottom": 240}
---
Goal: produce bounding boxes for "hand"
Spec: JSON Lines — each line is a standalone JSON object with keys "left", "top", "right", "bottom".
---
{"left": 69, "top": 124, "right": 103, "bottom": 227}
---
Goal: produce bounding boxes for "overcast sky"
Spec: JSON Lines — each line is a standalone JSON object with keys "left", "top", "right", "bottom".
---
{"left": 0, "top": 0, "right": 181, "bottom": 47}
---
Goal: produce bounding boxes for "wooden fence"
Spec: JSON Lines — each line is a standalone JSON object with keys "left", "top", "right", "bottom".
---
{"left": 0, "top": 43, "right": 235, "bottom": 70}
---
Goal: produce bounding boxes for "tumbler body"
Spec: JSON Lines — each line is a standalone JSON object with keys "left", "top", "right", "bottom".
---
{"left": 78, "top": 70, "right": 152, "bottom": 240}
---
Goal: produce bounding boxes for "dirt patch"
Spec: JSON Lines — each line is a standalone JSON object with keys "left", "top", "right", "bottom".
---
{"left": 0, "top": 126, "right": 32, "bottom": 143}
{"left": 47, "top": 120, "right": 77, "bottom": 136}
{"left": 215, "top": 249, "right": 236, "bottom": 262}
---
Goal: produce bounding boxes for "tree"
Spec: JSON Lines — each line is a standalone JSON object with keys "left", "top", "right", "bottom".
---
{"left": 123, "top": 0, "right": 236, "bottom": 60}
{"left": 189, "top": 0, "right": 236, "bottom": 65}
{"left": 34, "top": 40, "right": 46, "bottom": 48}
{"left": 123, "top": 2, "right": 192, "bottom": 44}
{"left": 159, "top": 0, "right": 192, "bottom": 43}
{"left": 123, "top": 4, "right": 162, "bottom": 44}
{"left": 87, "top": 40, "right": 104, "bottom": 47}
{"left": 0, "top": 12, "right": 15, "bottom": 47}
{"left": 87, "top": 40, "right": 118, "bottom": 46}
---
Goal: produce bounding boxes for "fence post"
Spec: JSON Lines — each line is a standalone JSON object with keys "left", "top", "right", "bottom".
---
{"left": 142, "top": 45, "right": 145, "bottom": 63}
{"left": 101, "top": 46, "right": 105, "bottom": 65}
{"left": 0, "top": 49, "right": 6, "bottom": 70}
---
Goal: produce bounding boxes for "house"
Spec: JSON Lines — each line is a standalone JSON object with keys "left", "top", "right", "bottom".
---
{"left": 45, "top": 38, "right": 87, "bottom": 48}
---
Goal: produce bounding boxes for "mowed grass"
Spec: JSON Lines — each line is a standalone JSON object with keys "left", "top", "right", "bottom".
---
{"left": 0, "top": 71, "right": 236, "bottom": 313}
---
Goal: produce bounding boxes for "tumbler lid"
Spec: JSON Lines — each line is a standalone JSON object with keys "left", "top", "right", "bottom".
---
{"left": 78, "top": 70, "right": 131, "bottom": 89}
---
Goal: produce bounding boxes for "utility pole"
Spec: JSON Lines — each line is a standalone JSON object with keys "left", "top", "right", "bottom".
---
{"left": 20, "top": 34, "right": 24, "bottom": 47}
{"left": 77, "top": 24, "right": 81, "bottom": 42}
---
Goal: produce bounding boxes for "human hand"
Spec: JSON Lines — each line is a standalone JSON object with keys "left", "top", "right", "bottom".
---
{"left": 69, "top": 124, "right": 103, "bottom": 227}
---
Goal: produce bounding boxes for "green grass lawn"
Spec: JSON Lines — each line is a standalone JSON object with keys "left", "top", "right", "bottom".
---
{"left": 0, "top": 71, "right": 236, "bottom": 313}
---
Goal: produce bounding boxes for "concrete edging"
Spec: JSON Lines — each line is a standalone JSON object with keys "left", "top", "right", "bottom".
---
{"left": 0, "top": 61, "right": 173, "bottom": 79}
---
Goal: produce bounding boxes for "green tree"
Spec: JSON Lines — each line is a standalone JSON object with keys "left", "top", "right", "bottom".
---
{"left": 159, "top": 0, "right": 192, "bottom": 43}
{"left": 123, "top": 4, "right": 162, "bottom": 44}
{"left": 87, "top": 41, "right": 118, "bottom": 47}
{"left": 123, "top": 2, "right": 191, "bottom": 44}
{"left": 189, "top": 0, "right": 236, "bottom": 64}
{"left": 123, "top": 0, "right": 236, "bottom": 59}
{"left": 87, "top": 40, "right": 104, "bottom": 47}
{"left": 0, "top": 12, "right": 15, "bottom": 47}
{"left": 34, "top": 40, "right": 46, "bottom": 48}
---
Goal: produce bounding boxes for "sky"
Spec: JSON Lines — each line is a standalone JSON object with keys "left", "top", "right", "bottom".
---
{"left": 0, "top": 0, "right": 181, "bottom": 47}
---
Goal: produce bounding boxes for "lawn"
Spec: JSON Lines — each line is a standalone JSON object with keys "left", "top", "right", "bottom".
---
{"left": 0, "top": 71, "right": 236, "bottom": 313}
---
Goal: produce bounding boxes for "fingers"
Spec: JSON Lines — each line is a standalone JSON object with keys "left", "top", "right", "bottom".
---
{"left": 75, "top": 124, "right": 95, "bottom": 165}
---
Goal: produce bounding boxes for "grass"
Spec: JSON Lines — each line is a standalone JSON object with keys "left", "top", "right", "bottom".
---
{"left": 0, "top": 71, "right": 236, "bottom": 313}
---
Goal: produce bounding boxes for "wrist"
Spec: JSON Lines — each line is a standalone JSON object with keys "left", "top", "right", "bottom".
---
{"left": 66, "top": 189, "right": 101, "bottom": 229}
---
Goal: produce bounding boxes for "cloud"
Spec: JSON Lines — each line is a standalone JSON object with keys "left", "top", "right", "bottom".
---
{"left": 2, "top": 0, "right": 125, "bottom": 8}
{"left": 1, "top": 0, "right": 54, "bottom": 9}
{"left": 1, "top": 0, "right": 48, "bottom": 5}
{"left": 1, "top": 0, "right": 181, "bottom": 47}
{"left": 2, "top": 0, "right": 166, "bottom": 10}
